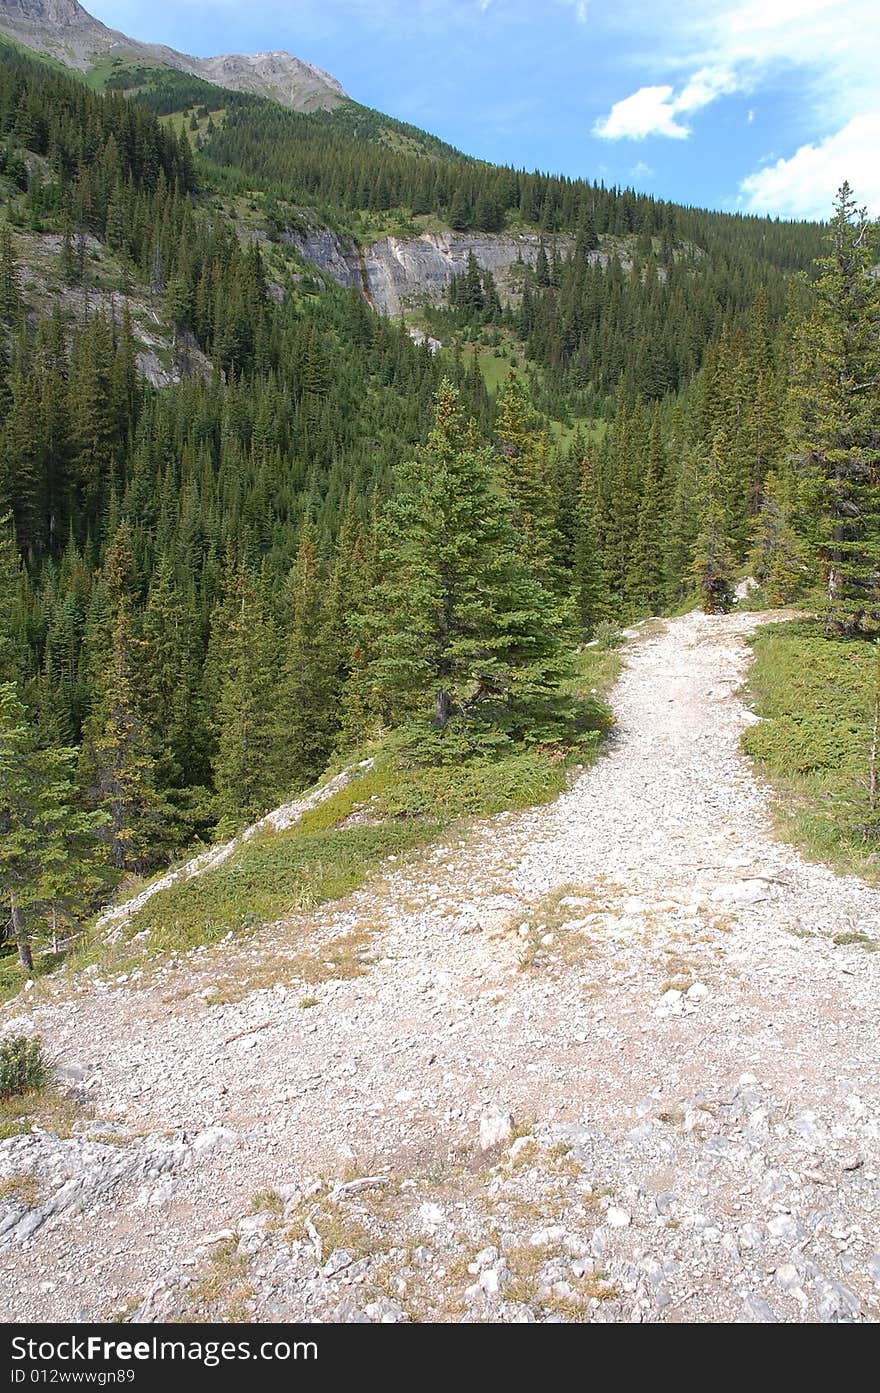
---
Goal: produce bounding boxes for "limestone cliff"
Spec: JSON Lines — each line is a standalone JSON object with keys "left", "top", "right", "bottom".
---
{"left": 287, "top": 225, "right": 578, "bottom": 317}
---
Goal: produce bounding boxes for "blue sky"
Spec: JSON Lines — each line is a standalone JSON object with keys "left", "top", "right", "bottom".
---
{"left": 87, "top": 1, "right": 879, "bottom": 221}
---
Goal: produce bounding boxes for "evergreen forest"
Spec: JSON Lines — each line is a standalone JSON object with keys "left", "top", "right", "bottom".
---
{"left": 1, "top": 38, "right": 878, "bottom": 976}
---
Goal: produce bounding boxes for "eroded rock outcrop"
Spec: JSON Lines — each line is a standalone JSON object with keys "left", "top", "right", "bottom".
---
{"left": 288, "top": 225, "right": 576, "bottom": 317}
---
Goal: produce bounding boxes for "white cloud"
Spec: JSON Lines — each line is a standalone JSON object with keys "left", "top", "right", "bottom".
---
{"left": 675, "top": 65, "right": 738, "bottom": 113}
{"left": 590, "top": 2, "right": 879, "bottom": 213}
{"left": 593, "top": 85, "right": 689, "bottom": 139}
{"left": 739, "top": 112, "right": 880, "bottom": 218}
{"left": 593, "top": 64, "right": 737, "bottom": 139}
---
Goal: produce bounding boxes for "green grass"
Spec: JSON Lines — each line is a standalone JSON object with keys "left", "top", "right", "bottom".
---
{"left": 117, "top": 645, "right": 620, "bottom": 955}
{"left": 0, "top": 946, "right": 65, "bottom": 1005}
{"left": 744, "top": 619, "right": 880, "bottom": 880}
{"left": 82, "top": 57, "right": 167, "bottom": 92}
{"left": 125, "top": 815, "right": 438, "bottom": 953}
{"left": 475, "top": 344, "right": 524, "bottom": 393}
{"left": 345, "top": 207, "right": 444, "bottom": 245}
{"left": 548, "top": 416, "right": 609, "bottom": 451}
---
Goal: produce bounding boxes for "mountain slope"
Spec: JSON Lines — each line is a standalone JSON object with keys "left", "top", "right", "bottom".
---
{"left": 0, "top": 0, "right": 346, "bottom": 110}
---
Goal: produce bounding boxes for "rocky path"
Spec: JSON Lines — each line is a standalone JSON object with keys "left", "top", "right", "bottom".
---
{"left": 2, "top": 609, "right": 879, "bottom": 1324}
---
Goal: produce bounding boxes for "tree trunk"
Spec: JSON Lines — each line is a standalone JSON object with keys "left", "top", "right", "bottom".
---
{"left": 10, "top": 897, "right": 33, "bottom": 974}
{"left": 434, "top": 688, "right": 452, "bottom": 728}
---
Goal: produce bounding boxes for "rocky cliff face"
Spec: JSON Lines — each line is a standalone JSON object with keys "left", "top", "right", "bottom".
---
{"left": 364, "top": 230, "right": 572, "bottom": 317}
{"left": 282, "top": 226, "right": 364, "bottom": 295}
{"left": 194, "top": 52, "right": 345, "bottom": 113}
{"left": 1, "top": 0, "right": 83, "bottom": 21}
{"left": 0, "top": 0, "right": 347, "bottom": 111}
{"left": 288, "top": 226, "right": 575, "bottom": 317}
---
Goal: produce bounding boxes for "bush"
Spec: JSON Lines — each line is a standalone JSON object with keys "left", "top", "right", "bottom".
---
{"left": 0, "top": 1036, "right": 51, "bottom": 1100}
{"left": 592, "top": 620, "right": 624, "bottom": 649}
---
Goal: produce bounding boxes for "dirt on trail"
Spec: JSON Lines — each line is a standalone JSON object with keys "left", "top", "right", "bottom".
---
{"left": 2, "top": 609, "right": 879, "bottom": 1324}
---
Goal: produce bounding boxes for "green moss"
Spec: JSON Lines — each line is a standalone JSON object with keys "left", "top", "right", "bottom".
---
{"left": 833, "top": 931, "right": 879, "bottom": 951}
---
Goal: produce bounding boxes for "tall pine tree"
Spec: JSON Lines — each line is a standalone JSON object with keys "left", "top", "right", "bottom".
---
{"left": 791, "top": 184, "right": 880, "bottom": 634}
{"left": 349, "top": 382, "right": 565, "bottom": 755}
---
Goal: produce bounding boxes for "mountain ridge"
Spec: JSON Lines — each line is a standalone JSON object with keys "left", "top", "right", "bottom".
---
{"left": 0, "top": 0, "right": 347, "bottom": 111}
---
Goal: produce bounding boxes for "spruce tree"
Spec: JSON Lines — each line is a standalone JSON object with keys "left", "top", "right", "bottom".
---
{"left": 0, "top": 226, "right": 22, "bottom": 325}
{"left": 0, "top": 684, "right": 107, "bottom": 973}
{"left": 0, "top": 514, "right": 24, "bottom": 685}
{"left": 633, "top": 405, "right": 669, "bottom": 613}
{"left": 791, "top": 184, "right": 880, "bottom": 634}
{"left": 349, "top": 383, "right": 565, "bottom": 755}
{"left": 141, "top": 559, "right": 210, "bottom": 831}
{"left": 750, "top": 470, "right": 811, "bottom": 605}
{"left": 693, "top": 436, "right": 738, "bottom": 614}
{"left": 494, "top": 375, "right": 563, "bottom": 590}
{"left": 208, "top": 564, "right": 282, "bottom": 826}
{"left": 81, "top": 569, "right": 167, "bottom": 872}
{"left": 572, "top": 461, "right": 603, "bottom": 639}
{"left": 275, "top": 524, "right": 337, "bottom": 793}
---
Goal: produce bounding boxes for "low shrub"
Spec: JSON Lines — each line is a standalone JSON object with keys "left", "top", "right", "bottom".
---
{"left": 0, "top": 1036, "right": 51, "bottom": 1100}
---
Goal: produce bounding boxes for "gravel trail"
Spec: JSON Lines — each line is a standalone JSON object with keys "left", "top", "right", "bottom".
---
{"left": 2, "top": 609, "right": 878, "bottom": 1324}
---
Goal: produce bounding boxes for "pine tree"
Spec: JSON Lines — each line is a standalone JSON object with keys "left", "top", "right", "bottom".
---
{"left": 572, "top": 460, "right": 603, "bottom": 639}
{"left": 0, "top": 684, "right": 108, "bottom": 973}
{"left": 275, "top": 525, "right": 337, "bottom": 793}
{"left": 693, "top": 436, "right": 738, "bottom": 613}
{"left": 208, "top": 564, "right": 282, "bottom": 826}
{"left": 141, "top": 558, "right": 210, "bottom": 823}
{"left": 0, "top": 226, "right": 22, "bottom": 325}
{"left": 791, "top": 184, "right": 880, "bottom": 634}
{"left": 632, "top": 405, "right": 669, "bottom": 612}
{"left": 82, "top": 605, "right": 166, "bottom": 872}
{"left": 750, "top": 470, "right": 811, "bottom": 604}
{"left": 349, "top": 383, "right": 565, "bottom": 755}
{"left": 0, "top": 514, "right": 24, "bottom": 685}
{"left": 494, "top": 375, "right": 563, "bottom": 590}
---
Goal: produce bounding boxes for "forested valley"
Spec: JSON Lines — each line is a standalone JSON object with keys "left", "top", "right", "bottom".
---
{"left": 1, "top": 38, "right": 877, "bottom": 981}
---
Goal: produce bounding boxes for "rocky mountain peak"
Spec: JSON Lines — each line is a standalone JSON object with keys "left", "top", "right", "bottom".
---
{"left": 0, "top": 0, "right": 88, "bottom": 22}
{"left": 0, "top": 0, "right": 347, "bottom": 111}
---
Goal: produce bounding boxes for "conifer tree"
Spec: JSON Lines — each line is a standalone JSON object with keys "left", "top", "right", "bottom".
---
{"left": 208, "top": 564, "right": 282, "bottom": 825}
{"left": 494, "top": 375, "right": 563, "bottom": 590}
{"left": 790, "top": 183, "right": 880, "bottom": 634}
{"left": 632, "top": 405, "right": 669, "bottom": 612}
{"left": 142, "top": 558, "right": 210, "bottom": 824}
{"left": 275, "top": 524, "right": 337, "bottom": 793}
{"left": 349, "top": 383, "right": 565, "bottom": 754}
{"left": 750, "top": 470, "right": 811, "bottom": 605}
{"left": 0, "top": 513, "right": 24, "bottom": 685}
{"left": 0, "top": 684, "right": 107, "bottom": 972}
{"left": 572, "top": 461, "right": 603, "bottom": 639}
{"left": 693, "top": 436, "right": 738, "bottom": 614}
{"left": 0, "top": 226, "right": 22, "bottom": 325}
{"left": 83, "top": 605, "right": 166, "bottom": 871}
